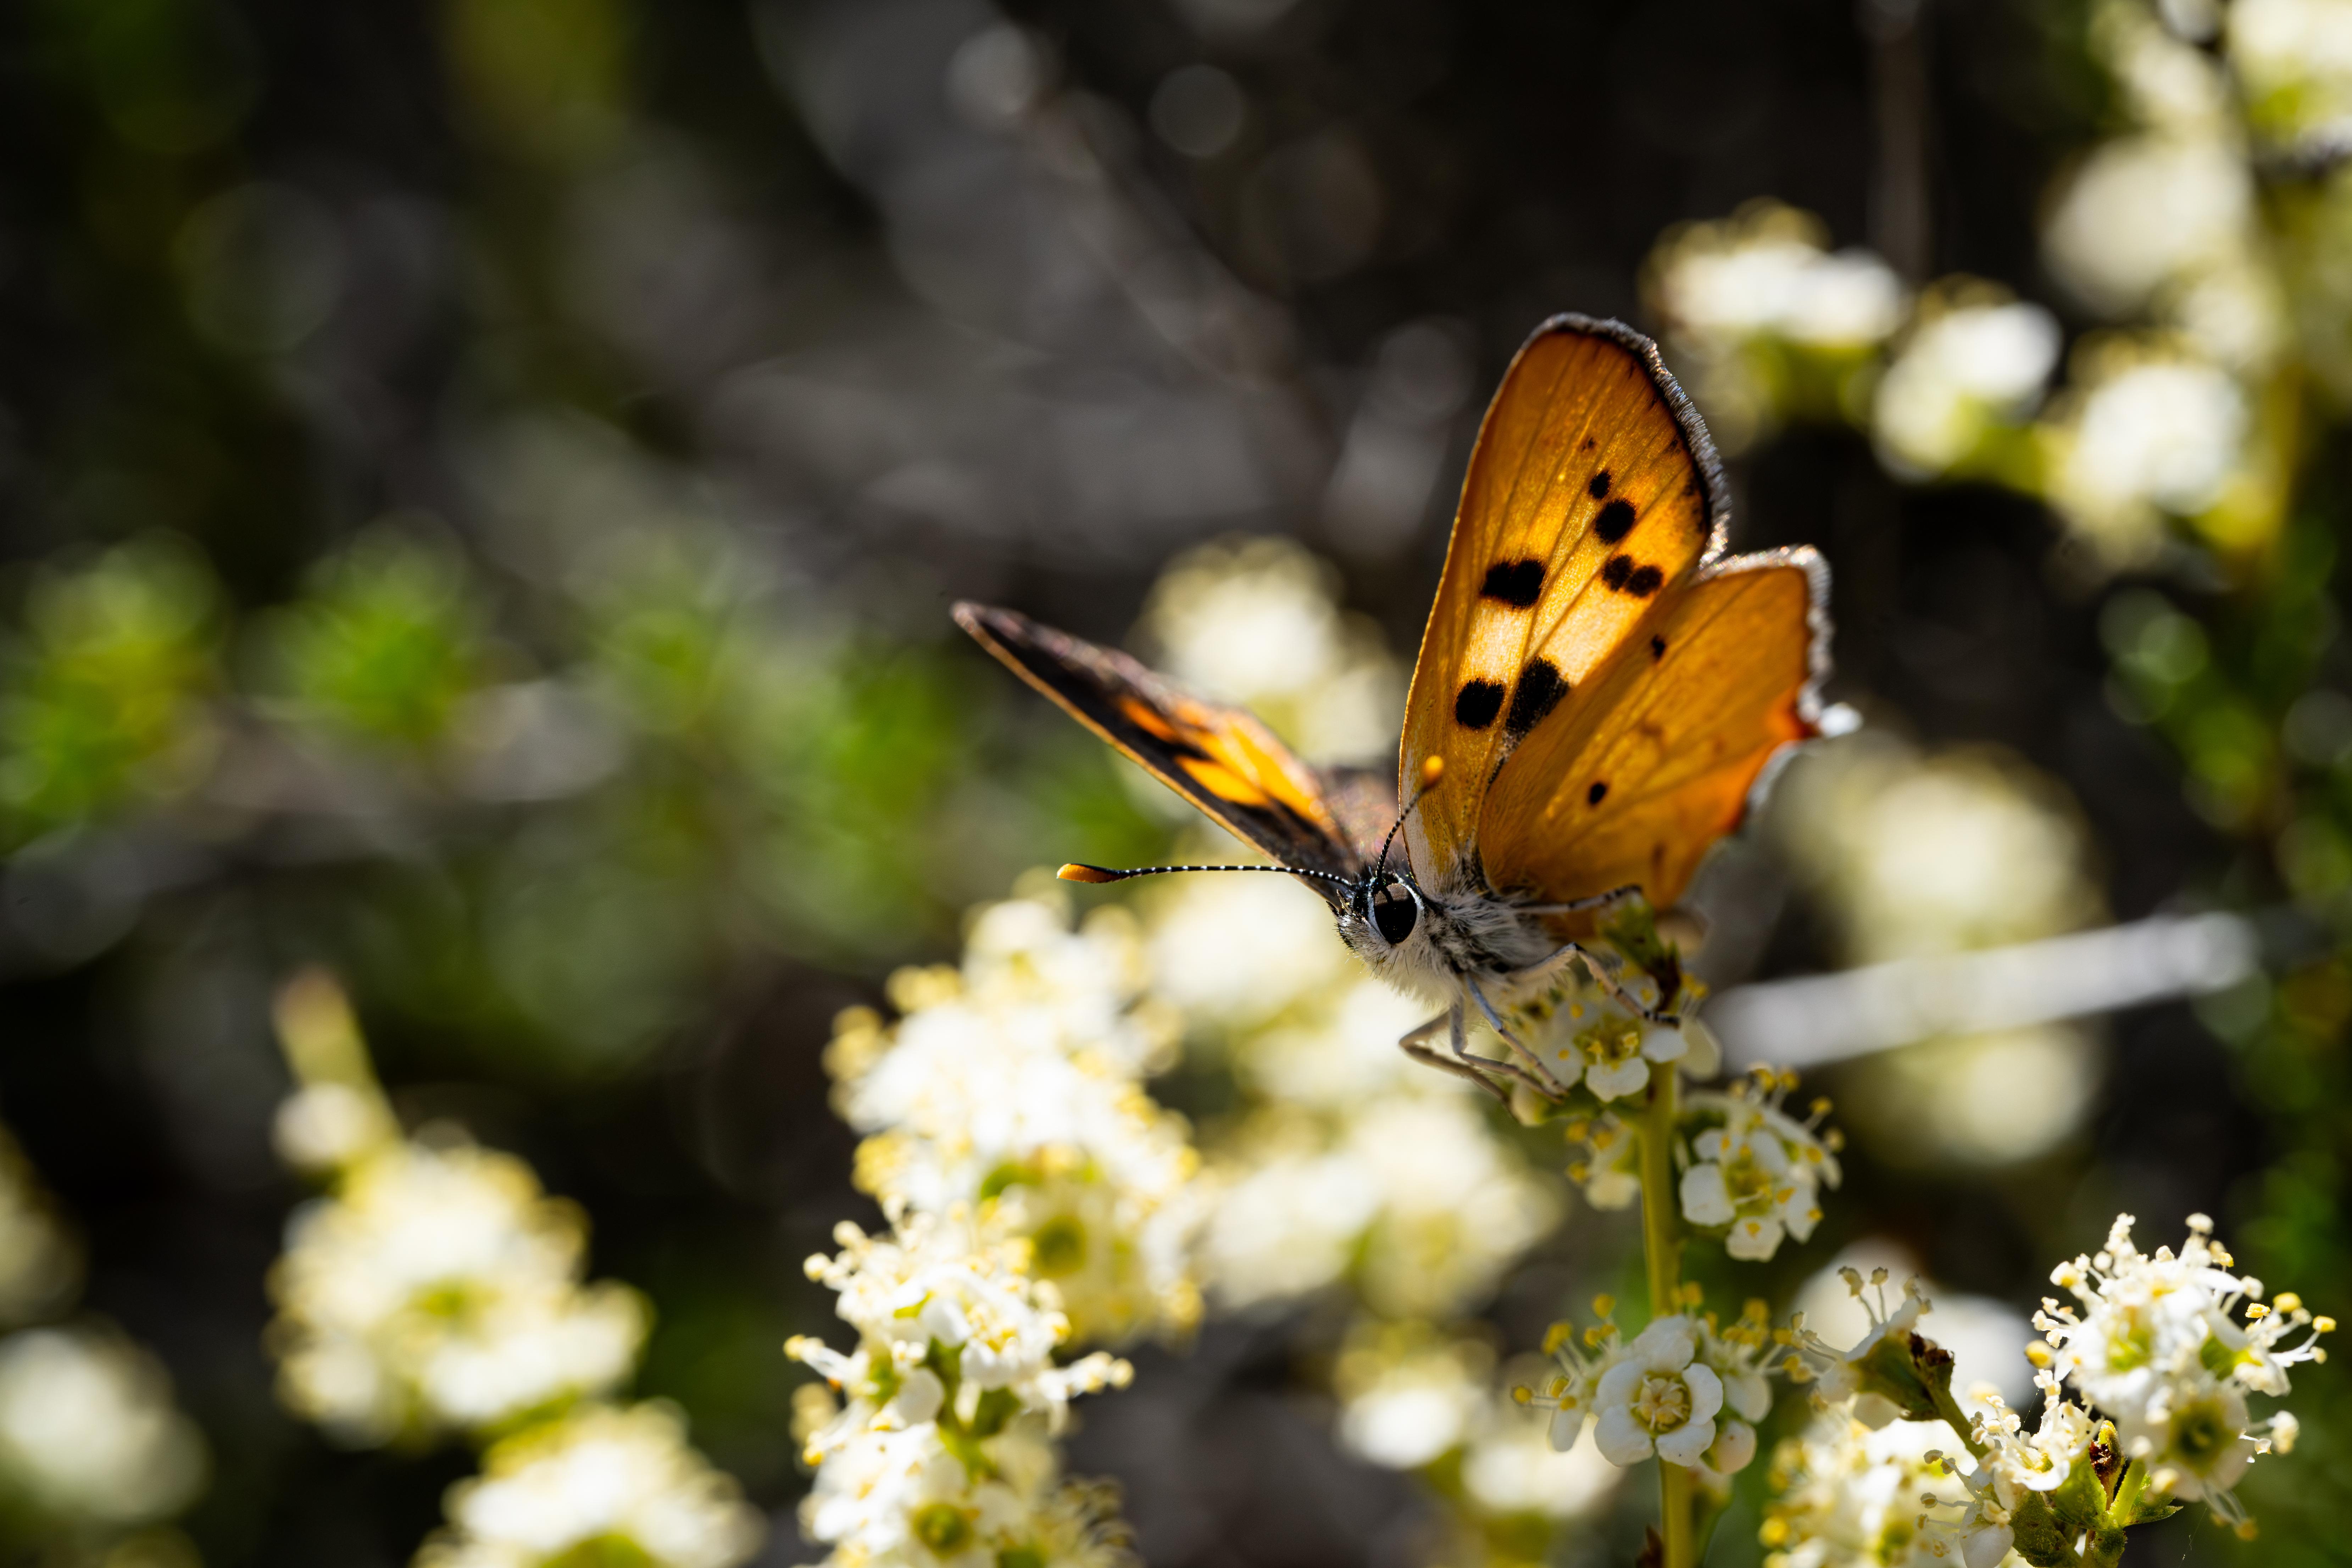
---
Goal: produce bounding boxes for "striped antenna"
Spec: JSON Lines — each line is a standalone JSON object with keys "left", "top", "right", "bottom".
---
{"left": 1373, "top": 754, "right": 1446, "bottom": 882}
{"left": 1058, "top": 862, "right": 1352, "bottom": 889}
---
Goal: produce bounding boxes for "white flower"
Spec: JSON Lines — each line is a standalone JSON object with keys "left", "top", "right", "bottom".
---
{"left": 1552, "top": 1006, "right": 1686, "bottom": 1102}
{"left": 2034, "top": 1212, "right": 2322, "bottom": 1524}
{"left": 1331, "top": 1322, "right": 1489, "bottom": 1470}
{"left": 1762, "top": 1411, "right": 2024, "bottom": 1568}
{"left": 800, "top": 1417, "right": 1130, "bottom": 1568}
{"left": 1458, "top": 1393, "right": 1623, "bottom": 1520}
{"left": 2042, "top": 135, "right": 2254, "bottom": 317}
{"left": 1566, "top": 1112, "right": 1641, "bottom": 1212}
{"left": 0, "top": 1324, "right": 206, "bottom": 1527}
{"left": 802, "top": 1210, "right": 1130, "bottom": 1431}
{"left": 1678, "top": 1087, "right": 1840, "bottom": 1263}
{"left": 1697, "top": 1301, "right": 1781, "bottom": 1433}
{"left": 1592, "top": 1316, "right": 1723, "bottom": 1468}
{"left": 828, "top": 896, "right": 1202, "bottom": 1346}
{"left": 2231, "top": 0, "right": 2352, "bottom": 151}
{"left": 1791, "top": 1268, "right": 1930, "bottom": 1429}
{"left": 1967, "top": 1375, "right": 2094, "bottom": 1506}
{"left": 268, "top": 1134, "right": 648, "bottom": 1446}
{"left": 1871, "top": 299, "right": 2061, "bottom": 477}
{"left": 2037, "top": 1212, "right": 2323, "bottom": 1418}
{"left": 1653, "top": 225, "right": 1904, "bottom": 350}
{"left": 415, "top": 1402, "right": 762, "bottom": 1568}
{"left": 1197, "top": 1084, "right": 1559, "bottom": 1320}
{"left": 1516, "top": 1305, "right": 1624, "bottom": 1454}
{"left": 2065, "top": 357, "right": 2248, "bottom": 516}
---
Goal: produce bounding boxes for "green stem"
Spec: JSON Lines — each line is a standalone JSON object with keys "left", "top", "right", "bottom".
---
{"left": 1639, "top": 1060, "right": 1694, "bottom": 1568}
{"left": 1927, "top": 1374, "right": 1991, "bottom": 1465}
{"left": 2080, "top": 1459, "right": 2149, "bottom": 1568}
{"left": 1640, "top": 1060, "right": 1682, "bottom": 1320}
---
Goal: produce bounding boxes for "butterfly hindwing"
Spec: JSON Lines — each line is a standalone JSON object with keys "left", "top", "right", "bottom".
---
{"left": 954, "top": 602, "right": 1366, "bottom": 899}
{"left": 1477, "top": 552, "right": 1827, "bottom": 922}
{"left": 1400, "top": 316, "right": 1729, "bottom": 890}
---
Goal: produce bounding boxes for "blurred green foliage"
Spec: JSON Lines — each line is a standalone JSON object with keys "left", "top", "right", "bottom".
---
{"left": 0, "top": 537, "right": 218, "bottom": 846}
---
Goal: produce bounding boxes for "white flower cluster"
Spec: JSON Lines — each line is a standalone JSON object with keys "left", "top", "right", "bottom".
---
{"left": 1870, "top": 287, "right": 2061, "bottom": 481}
{"left": 825, "top": 892, "right": 1200, "bottom": 1345}
{"left": 789, "top": 1208, "right": 1136, "bottom": 1568}
{"left": 268, "top": 1133, "right": 650, "bottom": 1446}
{"left": 1637, "top": 0, "right": 2352, "bottom": 574}
{"left": 1677, "top": 1075, "right": 1841, "bottom": 1263}
{"left": 2033, "top": 1212, "right": 2322, "bottom": 1527}
{"left": 1761, "top": 1218, "right": 2329, "bottom": 1562}
{"left": 1521, "top": 1298, "right": 1780, "bottom": 1491}
{"left": 415, "top": 1402, "right": 764, "bottom": 1568}
{"left": 0, "top": 1324, "right": 208, "bottom": 1534}
{"left": 0, "top": 1123, "right": 208, "bottom": 1550}
{"left": 265, "top": 971, "right": 758, "bottom": 1568}
{"left": 1645, "top": 201, "right": 1906, "bottom": 455}
{"left": 2230, "top": 0, "right": 2352, "bottom": 155}
{"left": 1762, "top": 1411, "right": 2024, "bottom": 1568}
{"left": 797, "top": 890, "right": 1191, "bottom": 1568}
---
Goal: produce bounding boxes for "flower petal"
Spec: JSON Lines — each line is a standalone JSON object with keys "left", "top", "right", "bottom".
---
{"left": 1627, "top": 1315, "right": 1696, "bottom": 1372}
{"left": 1641, "top": 1025, "right": 1687, "bottom": 1063}
{"left": 1548, "top": 1408, "right": 1585, "bottom": 1452}
{"left": 1595, "top": 1360, "right": 1644, "bottom": 1408}
{"left": 1725, "top": 1216, "right": 1783, "bottom": 1262}
{"left": 1679, "top": 1164, "right": 1735, "bottom": 1228}
{"left": 1655, "top": 1417, "right": 1716, "bottom": 1467}
{"left": 1726, "top": 1370, "right": 1772, "bottom": 1424}
{"left": 1594, "top": 1405, "right": 1654, "bottom": 1466}
{"left": 1682, "top": 1363, "right": 1724, "bottom": 1424}
{"left": 1586, "top": 1057, "right": 1650, "bottom": 1102}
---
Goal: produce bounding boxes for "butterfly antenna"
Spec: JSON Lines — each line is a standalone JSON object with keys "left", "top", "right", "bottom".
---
{"left": 1373, "top": 755, "right": 1447, "bottom": 882}
{"left": 1058, "top": 863, "right": 1353, "bottom": 890}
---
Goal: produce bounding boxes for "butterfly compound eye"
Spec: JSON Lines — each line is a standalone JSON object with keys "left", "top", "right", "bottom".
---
{"left": 1369, "top": 881, "right": 1418, "bottom": 944}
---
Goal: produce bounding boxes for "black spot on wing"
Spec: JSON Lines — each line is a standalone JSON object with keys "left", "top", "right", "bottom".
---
{"left": 1479, "top": 559, "right": 1544, "bottom": 608}
{"left": 1579, "top": 436, "right": 1597, "bottom": 451}
{"left": 1601, "top": 555, "right": 1632, "bottom": 591}
{"left": 1588, "top": 471, "right": 1611, "bottom": 499}
{"left": 1588, "top": 780, "right": 1609, "bottom": 805}
{"left": 1594, "top": 499, "right": 1635, "bottom": 544}
{"left": 1455, "top": 680, "right": 1505, "bottom": 729}
{"left": 1505, "top": 659, "right": 1568, "bottom": 739}
{"left": 1650, "top": 634, "right": 1667, "bottom": 660}
{"left": 1627, "top": 564, "right": 1664, "bottom": 596}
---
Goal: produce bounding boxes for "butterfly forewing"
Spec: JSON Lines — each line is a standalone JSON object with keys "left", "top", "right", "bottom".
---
{"left": 953, "top": 602, "right": 1367, "bottom": 900}
{"left": 1399, "top": 316, "right": 1728, "bottom": 889}
{"left": 1477, "top": 555, "right": 1825, "bottom": 921}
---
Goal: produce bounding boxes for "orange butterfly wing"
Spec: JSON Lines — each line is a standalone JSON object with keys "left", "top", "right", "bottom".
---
{"left": 1399, "top": 316, "right": 1728, "bottom": 887}
{"left": 954, "top": 602, "right": 1369, "bottom": 897}
{"left": 1476, "top": 554, "right": 1827, "bottom": 921}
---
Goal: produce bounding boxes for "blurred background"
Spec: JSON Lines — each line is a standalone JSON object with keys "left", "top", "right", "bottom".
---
{"left": 0, "top": 0, "right": 2348, "bottom": 1563}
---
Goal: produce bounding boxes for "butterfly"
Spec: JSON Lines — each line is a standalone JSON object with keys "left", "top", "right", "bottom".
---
{"left": 955, "top": 315, "right": 1830, "bottom": 1095}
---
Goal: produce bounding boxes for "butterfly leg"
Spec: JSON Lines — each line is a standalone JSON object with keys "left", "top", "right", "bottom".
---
{"left": 1461, "top": 974, "right": 1571, "bottom": 1096}
{"left": 1514, "top": 941, "right": 1681, "bottom": 1028}
{"left": 1397, "top": 1005, "right": 1542, "bottom": 1105}
{"left": 1514, "top": 883, "right": 1642, "bottom": 916}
